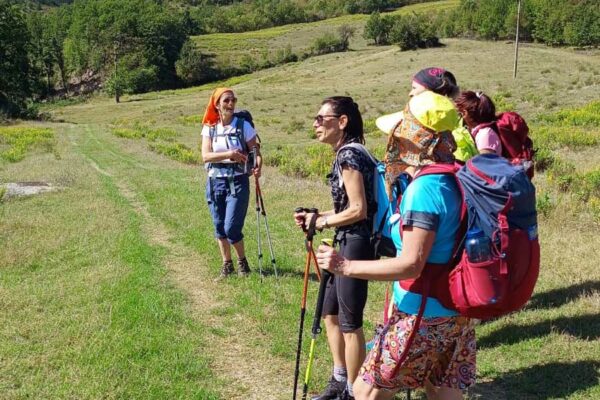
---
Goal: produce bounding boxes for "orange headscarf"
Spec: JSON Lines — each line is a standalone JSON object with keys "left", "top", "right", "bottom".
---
{"left": 202, "top": 87, "right": 234, "bottom": 126}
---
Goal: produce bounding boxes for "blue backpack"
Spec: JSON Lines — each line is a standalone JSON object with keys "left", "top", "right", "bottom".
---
{"left": 335, "top": 143, "right": 409, "bottom": 259}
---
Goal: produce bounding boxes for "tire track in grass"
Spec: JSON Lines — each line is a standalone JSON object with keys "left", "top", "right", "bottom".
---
{"left": 74, "top": 125, "right": 292, "bottom": 400}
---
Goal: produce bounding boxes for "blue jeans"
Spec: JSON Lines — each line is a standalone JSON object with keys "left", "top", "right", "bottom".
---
{"left": 206, "top": 175, "right": 250, "bottom": 244}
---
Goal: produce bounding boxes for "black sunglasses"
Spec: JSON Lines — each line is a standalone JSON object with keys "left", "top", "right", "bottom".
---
{"left": 314, "top": 114, "right": 340, "bottom": 124}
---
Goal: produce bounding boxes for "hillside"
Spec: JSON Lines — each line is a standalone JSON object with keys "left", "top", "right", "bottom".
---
{"left": 3, "top": 38, "right": 600, "bottom": 400}
{"left": 192, "top": 0, "right": 459, "bottom": 68}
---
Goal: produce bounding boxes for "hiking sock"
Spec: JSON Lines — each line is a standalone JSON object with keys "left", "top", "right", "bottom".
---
{"left": 333, "top": 366, "right": 347, "bottom": 383}
{"left": 346, "top": 380, "right": 354, "bottom": 397}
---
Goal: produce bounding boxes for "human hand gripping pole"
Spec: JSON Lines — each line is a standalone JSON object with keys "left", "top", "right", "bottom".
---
{"left": 292, "top": 207, "right": 321, "bottom": 400}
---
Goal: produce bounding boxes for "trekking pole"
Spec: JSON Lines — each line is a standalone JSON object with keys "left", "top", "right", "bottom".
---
{"left": 254, "top": 180, "right": 264, "bottom": 281}
{"left": 293, "top": 208, "right": 320, "bottom": 400}
{"left": 255, "top": 175, "right": 278, "bottom": 278}
{"left": 301, "top": 239, "right": 334, "bottom": 400}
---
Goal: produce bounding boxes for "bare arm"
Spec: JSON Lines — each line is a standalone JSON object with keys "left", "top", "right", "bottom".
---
{"left": 316, "top": 226, "right": 436, "bottom": 281}
{"left": 316, "top": 166, "right": 366, "bottom": 230}
{"left": 293, "top": 166, "right": 366, "bottom": 231}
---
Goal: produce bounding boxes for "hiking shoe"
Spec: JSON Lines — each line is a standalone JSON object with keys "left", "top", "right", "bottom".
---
{"left": 237, "top": 257, "right": 251, "bottom": 276}
{"left": 337, "top": 389, "right": 355, "bottom": 400}
{"left": 217, "top": 260, "right": 234, "bottom": 280}
{"left": 311, "top": 376, "right": 345, "bottom": 400}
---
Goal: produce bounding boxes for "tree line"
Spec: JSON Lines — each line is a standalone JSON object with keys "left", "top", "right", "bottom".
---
{"left": 2, "top": 0, "right": 598, "bottom": 119}
{"left": 364, "top": 0, "right": 600, "bottom": 49}
{"left": 184, "top": 0, "right": 431, "bottom": 34}
{"left": 0, "top": 0, "right": 433, "bottom": 118}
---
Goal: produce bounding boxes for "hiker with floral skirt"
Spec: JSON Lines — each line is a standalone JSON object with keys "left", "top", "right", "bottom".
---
{"left": 316, "top": 91, "right": 476, "bottom": 400}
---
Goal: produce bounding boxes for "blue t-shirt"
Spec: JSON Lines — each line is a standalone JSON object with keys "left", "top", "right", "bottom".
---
{"left": 391, "top": 173, "right": 461, "bottom": 317}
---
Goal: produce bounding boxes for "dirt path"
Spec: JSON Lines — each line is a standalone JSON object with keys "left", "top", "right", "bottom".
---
{"left": 72, "top": 125, "right": 292, "bottom": 400}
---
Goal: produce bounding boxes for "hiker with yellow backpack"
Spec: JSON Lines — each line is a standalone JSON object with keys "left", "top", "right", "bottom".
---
{"left": 316, "top": 90, "right": 540, "bottom": 399}
{"left": 376, "top": 67, "right": 477, "bottom": 184}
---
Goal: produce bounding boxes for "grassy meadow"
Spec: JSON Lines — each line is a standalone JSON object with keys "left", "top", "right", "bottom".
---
{"left": 192, "top": 0, "right": 459, "bottom": 69}
{"left": 2, "top": 21, "right": 600, "bottom": 400}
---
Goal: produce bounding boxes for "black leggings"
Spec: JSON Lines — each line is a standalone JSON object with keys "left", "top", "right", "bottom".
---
{"left": 322, "top": 233, "right": 373, "bottom": 333}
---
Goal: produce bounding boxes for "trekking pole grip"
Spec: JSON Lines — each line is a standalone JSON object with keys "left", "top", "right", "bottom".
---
{"left": 295, "top": 207, "right": 319, "bottom": 238}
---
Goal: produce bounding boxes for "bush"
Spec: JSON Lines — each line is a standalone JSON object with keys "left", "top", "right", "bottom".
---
{"left": 148, "top": 142, "right": 200, "bottom": 164}
{"left": 364, "top": 12, "right": 395, "bottom": 45}
{"left": 537, "top": 101, "right": 600, "bottom": 127}
{"left": 389, "top": 13, "right": 440, "bottom": 51}
{"left": 337, "top": 24, "right": 356, "bottom": 51}
{"left": 0, "top": 126, "right": 55, "bottom": 162}
{"left": 106, "top": 65, "right": 159, "bottom": 99}
{"left": 311, "top": 32, "right": 345, "bottom": 55}
{"left": 176, "top": 40, "right": 217, "bottom": 85}
{"left": 536, "top": 192, "right": 554, "bottom": 218}
{"left": 112, "top": 128, "right": 144, "bottom": 139}
{"left": 266, "top": 144, "right": 333, "bottom": 180}
{"left": 531, "top": 126, "right": 600, "bottom": 150}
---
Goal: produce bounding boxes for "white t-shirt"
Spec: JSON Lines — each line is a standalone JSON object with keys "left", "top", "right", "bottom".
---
{"left": 202, "top": 117, "right": 256, "bottom": 177}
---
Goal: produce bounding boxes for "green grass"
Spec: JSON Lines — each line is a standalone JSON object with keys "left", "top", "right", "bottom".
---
{"left": 17, "top": 36, "right": 600, "bottom": 399}
{"left": 0, "top": 125, "right": 56, "bottom": 162}
{"left": 537, "top": 100, "right": 600, "bottom": 127}
{"left": 0, "top": 128, "right": 220, "bottom": 398}
{"left": 147, "top": 142, "right": 201, "bottom": 164}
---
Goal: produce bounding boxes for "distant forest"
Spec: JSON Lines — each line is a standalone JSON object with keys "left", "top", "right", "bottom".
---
{"left": 2, "top": 0, "right": 599, "bottom": 119}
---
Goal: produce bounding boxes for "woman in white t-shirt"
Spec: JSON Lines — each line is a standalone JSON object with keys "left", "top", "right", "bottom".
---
{"left": 454, "top": 91, "right": 502, "bottom": 155}
{"left": 201, "top": 88, "right": 262, "bottom": 279}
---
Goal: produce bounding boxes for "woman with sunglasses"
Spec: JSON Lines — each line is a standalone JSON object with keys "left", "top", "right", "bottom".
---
{"left": 201, "top": 87, "right": 261, "bottom": 279}
{"left": 294, "top": 96, "right": 376, "bottom": 400}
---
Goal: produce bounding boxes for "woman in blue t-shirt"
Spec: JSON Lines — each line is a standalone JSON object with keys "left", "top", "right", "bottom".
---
{"left": 316, "top": 91, "right": 476, "bottom": 400}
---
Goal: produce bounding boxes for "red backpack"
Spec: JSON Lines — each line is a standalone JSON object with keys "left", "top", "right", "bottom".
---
{"left": 388, "top": 156, "right": 540, "bottom": 374}
{"left": 473, "top": 112, "right": 535, "bottom": 178}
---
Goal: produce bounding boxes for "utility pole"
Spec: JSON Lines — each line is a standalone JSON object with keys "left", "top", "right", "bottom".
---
{"left": 113, "top": 39, "right": 120, "bottom": 104}
{"left": 513, "top": 0, "right": 522, "bottom": 79}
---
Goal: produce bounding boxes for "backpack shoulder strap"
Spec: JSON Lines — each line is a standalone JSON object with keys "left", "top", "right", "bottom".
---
{"left": 235, "top": 117, "right": 248, "bottom": 153}
{"left": 410, "top": 162, "right": 468, "bottom": 263}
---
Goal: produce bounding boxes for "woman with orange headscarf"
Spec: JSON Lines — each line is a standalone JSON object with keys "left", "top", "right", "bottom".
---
{"left": 201, "top": 88, "right": 262, "bottom": 279}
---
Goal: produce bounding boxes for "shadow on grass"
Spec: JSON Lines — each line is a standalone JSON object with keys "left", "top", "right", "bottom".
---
{"left": 475, "top": 360, "right": 600, "bottom": 400}
{"left": 526, "top": 280, "right": 600, "bottom": 309}
{"left": 478, "top": 313, "right": 600, "bottom": 348}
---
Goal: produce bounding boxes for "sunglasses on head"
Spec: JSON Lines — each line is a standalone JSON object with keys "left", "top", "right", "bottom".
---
{"left": 314, "top": 114, "right": 340, "bottom": 124}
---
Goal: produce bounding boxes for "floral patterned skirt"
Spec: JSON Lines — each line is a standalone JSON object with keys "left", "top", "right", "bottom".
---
{"left": 360, "top": 305, "right": 476, "bottom": 392}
